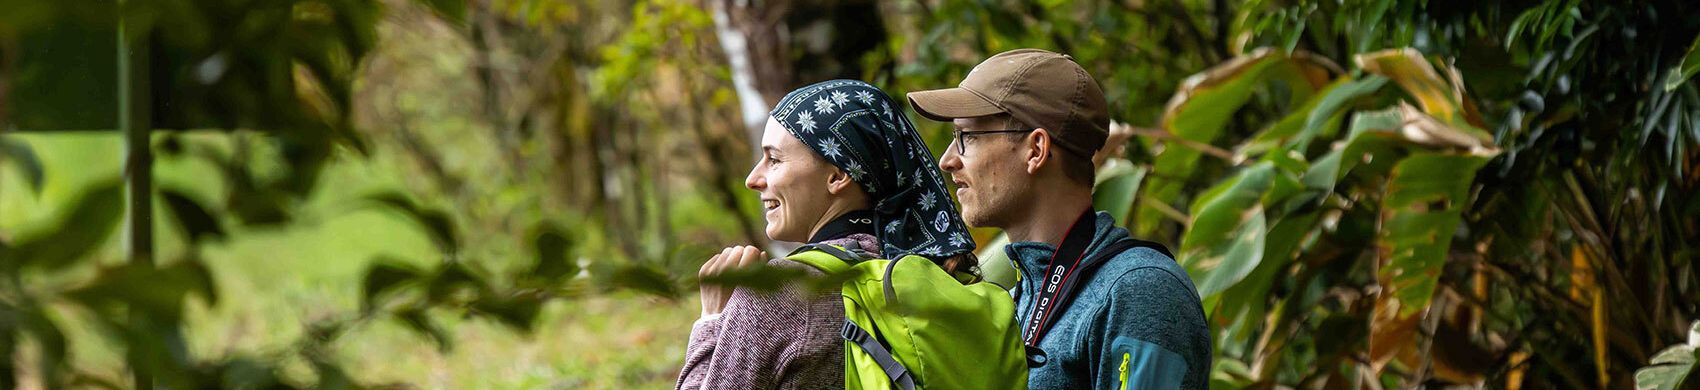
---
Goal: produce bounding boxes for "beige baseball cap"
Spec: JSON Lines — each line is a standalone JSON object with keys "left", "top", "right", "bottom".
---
{"left": 907, "top": 48, "right": 1110, "bottom": 157}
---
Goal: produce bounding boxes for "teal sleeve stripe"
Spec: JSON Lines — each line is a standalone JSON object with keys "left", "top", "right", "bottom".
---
{"left": 1112, "top": 336, "right": 1188, "bottom": 389}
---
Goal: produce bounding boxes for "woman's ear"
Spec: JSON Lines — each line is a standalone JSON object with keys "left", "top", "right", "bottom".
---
{"left": 826, "top": 168, "right": 855, "bottom": 195}
{"left": 1026, "top": 129, "right": 1053, "bottom": 174}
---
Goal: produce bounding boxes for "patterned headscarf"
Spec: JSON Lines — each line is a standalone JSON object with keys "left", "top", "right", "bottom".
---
{"left": 770, "top": 79, "right": 975, "bottom": 261}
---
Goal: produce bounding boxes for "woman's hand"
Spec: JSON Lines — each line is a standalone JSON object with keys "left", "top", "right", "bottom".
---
{"left": 698, "top": 245, "right": 767, "bottom": 317}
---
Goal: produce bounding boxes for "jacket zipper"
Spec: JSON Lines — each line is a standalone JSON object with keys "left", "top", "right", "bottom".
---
{"left": 1118, "top": 352, "right": 1131, "bottom": 390}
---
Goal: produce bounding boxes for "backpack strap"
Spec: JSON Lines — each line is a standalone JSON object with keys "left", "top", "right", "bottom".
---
{"left": 786, "top": 244, "right": 865, "bottom": 274}
{"left": 842, "top": 319, "right": 917, "bottom": 390}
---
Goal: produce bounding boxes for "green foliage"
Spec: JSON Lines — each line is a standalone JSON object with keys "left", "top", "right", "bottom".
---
{"left": 2, "top": 0, "right": 1698, "bottom": 387}
{"left": 1635, "top": 321, "right": 1700, "bottom": 390}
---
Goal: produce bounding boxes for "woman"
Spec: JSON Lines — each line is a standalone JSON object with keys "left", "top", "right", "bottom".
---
{"left": 676, "top": 80, "right": 976, "bottom": 389}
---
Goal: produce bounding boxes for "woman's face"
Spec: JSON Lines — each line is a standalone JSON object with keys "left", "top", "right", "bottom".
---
{"left": 745, "top": 118, "right": 840, "bottom": 242}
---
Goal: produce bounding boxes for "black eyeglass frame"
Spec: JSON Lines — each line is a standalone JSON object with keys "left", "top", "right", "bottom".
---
{"left": 951, "top": 128, "right": 1036, "bottom": 156}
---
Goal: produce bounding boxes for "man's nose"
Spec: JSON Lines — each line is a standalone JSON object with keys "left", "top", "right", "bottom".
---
{"left": 938, "top": 148, "right": 962, "bottom": 172}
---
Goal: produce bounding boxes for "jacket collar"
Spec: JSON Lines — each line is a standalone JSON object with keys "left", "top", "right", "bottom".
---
{"left": 1003, "top": 211, "right": 1128, "bottom": 284}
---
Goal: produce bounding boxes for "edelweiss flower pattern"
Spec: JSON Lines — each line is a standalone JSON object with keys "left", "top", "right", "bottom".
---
{"left": 768, "top": 80, "right": 974, "bottom": 261}
{"left": 796, "top": 111, "right": 816, "bottom": 133}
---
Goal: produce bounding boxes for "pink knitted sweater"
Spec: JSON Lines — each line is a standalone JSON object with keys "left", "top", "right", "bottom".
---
{"left": 674, "top": 234, "right": 878, "bottom": 390}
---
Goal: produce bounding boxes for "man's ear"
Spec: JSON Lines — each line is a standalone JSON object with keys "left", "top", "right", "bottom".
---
{"left": 1025, "top": 128, "right": 1053, "bottom": 175}
{"left": 827, "top": 168, "right": 856, "bottom": 195}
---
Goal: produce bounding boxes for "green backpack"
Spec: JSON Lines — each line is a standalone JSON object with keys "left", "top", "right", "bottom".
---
{"left": 787, "top": 244, "right": 1029, "bottom": 390}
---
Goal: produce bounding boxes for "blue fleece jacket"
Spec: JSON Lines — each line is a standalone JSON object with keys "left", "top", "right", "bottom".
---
{"left": 1007, "top": 211, "right": 1211, "bottom": 390}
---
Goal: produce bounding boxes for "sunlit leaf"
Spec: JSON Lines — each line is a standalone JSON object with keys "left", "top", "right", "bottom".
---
{"left": 9, "top": 180, "right": 124, "bottom": 270}
{"left": 364, "top": 192, "right": 460, "bottom": 254}
{"left": 0, "top": 137, "right": 45, "bottom": 194}
{"left": 1355, "top": 48, "right": 1491, "bottom": 139}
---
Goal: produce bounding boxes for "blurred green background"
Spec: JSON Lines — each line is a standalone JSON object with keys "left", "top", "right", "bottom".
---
{"left": 1, "top": 0, "right": 1698, "bottom": 388}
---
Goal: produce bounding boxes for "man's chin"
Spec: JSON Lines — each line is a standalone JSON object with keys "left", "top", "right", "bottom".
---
{"left": 961, "top": 210, "right": 996, "bottom": 229}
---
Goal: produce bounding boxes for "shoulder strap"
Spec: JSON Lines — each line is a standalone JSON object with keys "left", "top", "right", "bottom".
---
{"left": 786, "top": 244, "right": 865, "bottom": 274}
{"left": 842, "top": 319, "right": 917, "bottom": 390}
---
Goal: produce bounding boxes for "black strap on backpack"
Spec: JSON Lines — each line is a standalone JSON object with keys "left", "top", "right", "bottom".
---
{"left": 842, "top": 319, "right": 917, "bottom": 390}
{"left": 1019, "top": 210, "right": 1173, "bottom": 367}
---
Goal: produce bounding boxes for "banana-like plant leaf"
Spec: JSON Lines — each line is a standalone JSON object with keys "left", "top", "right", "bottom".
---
{"left": 1138, "top": 48, "right": 1337, "bottom": 237}
{"left": 1367, "top": 152, "right": 1491, "bottom": 372}
{"left": 1093, "top": 158, "right": 1147, "bottom": 228}
{"left": 1180, "top": 162, "right": 1276, "bottom": 299}
{"left": 1355, "top": 48, "right": 1492, "bottom": 142}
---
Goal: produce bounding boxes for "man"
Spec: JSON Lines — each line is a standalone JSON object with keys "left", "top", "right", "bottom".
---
{"left": 907, "top": 49, "right": 1210, "bottom": 389}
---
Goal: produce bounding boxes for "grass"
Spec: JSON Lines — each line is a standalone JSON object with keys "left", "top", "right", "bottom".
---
{"left": 0, "top": 132, "right": 698, "bottom": 388}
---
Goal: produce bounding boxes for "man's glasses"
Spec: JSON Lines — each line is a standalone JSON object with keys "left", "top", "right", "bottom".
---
{"left": 952, "top": 128, "right": 1035, "bottom": 156}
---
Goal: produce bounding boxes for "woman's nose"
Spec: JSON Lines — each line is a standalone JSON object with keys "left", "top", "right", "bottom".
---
{"left": 745, "top": 167, "right": 765, "bottom": 190}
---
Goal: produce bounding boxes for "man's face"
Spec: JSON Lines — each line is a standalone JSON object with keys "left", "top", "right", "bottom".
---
{"left": 746, "top": 119, "right": 839, "bottom": 242}
{"left": 937, "top": 115, "right": 1034, "bottom": 229}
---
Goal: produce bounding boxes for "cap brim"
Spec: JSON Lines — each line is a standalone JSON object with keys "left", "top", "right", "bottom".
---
{"left": 906, "top": 87, "right": 1005, "bottom": 122}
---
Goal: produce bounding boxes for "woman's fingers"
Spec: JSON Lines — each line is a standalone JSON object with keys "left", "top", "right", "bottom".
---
{"left": 700, "top": 247, "right": 735, "bottom": 279}
{"left": 736, "top": 246, "right": 764, "bottom": 267}
{"left": 705, "top": 246, "right": 766, "bottom": 280}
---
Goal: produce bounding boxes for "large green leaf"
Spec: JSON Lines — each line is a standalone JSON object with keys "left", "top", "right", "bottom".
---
{"left": 1235, "top": 77, "right": 1351, "bottom": 158}
{"left": 1367, "top": 152, "right": 1491, "bottom": 371}
{"left": 1179, "top": 162, "right": 1276, "bottom": 299}
{"left": 1092, "top": 158, "right": 1147, "bottom": 227}
{"left": 1355, "top": 48, "right": 1493, "bottom": 146}
{"left": 1137, "top": 48, "right": 1337, "bottom": 237}
{"left": 1300, "top": 107, "right": 1407, "bottom": 193}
